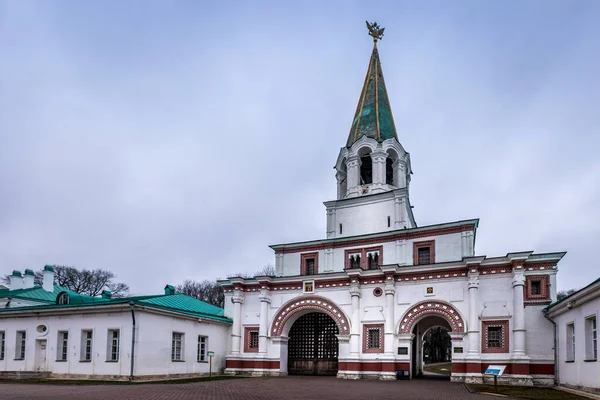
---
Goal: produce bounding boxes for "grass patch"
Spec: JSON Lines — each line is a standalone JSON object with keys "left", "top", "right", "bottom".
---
{"left": 467, "top": 384, "right": 588, "bottom": 400}
{"left": 423, "top": 362, "right": 452, "bottom": 376}
{"left": 0, "top": 375, "right": 245, "bottom": 386}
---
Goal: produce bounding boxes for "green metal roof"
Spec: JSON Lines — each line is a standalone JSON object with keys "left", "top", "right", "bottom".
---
{"left": 347, "top": 43, "right": 398, "bottom": 147}
{"left": 0, "top": 285, "right": 93, "bottom": 303}
{"left": 0, "top": 289, "right": 231, "bottom": 323}
{"left": 546, "top": 276, "right": 600, "bottom": 310}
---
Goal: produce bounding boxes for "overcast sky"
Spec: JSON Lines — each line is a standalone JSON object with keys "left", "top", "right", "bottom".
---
{"left": 1, "top": 1, "right": 598, "bottom": 294}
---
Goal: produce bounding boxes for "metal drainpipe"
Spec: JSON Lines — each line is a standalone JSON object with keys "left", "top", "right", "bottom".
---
{"left": 543, "top": 308, "right": 558, "bottom": 385}
{"left": 129, "top": 301, "right": 136, "bottom": 381}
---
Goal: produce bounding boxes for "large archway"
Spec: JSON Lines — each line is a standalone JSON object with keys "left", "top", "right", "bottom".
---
{"left": 288, "top": 312, "right": 339, "bottom": 376}
{"left": 398, "top": 300, "right": 466, "bottom": 380}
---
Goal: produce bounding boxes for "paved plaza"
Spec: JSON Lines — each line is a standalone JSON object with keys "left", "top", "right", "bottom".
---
{"left": 0, "top": 376, "right": 498, "bottom": 400}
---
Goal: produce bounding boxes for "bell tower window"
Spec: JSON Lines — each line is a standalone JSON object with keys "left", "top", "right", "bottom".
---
{"left": 386, "top": 158, "right": 394, "bottom": 185}
{"left": 301, "top": 252, "right": 319, "bottom": 276}
{"left": 360, "top": 154, "right": 373, "bottom": 185}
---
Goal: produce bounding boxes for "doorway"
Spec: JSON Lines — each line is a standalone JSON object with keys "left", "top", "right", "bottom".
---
{"left": 35, "top": 339, "right": 47, "bottom": 371}
{"left": 288, "top": 312, "right": 339, "bottom": 375}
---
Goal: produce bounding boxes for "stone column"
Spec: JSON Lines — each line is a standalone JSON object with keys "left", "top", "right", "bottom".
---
{"left": 231, "top": 289, "right": 244, "bottom": 354}
{"left": 512, "top": 268, "right": 527, "bottom": 359}
{"left": 467, "top": 271, "right": 480, "bottom": 358}
{"left": 384, "top": 277, "right": 396, "bottom": 355}
{"left": 346, "top": 155, "right": 360, "bottom": 198}
{"left": 258, "top": 288, "right": 271, "bottom": 354}
{"left": 393, "top": 159, "right": 406, "bottom": 188}
{"left": 370, "top": 149, "right": 388, "bottom": 193}
{"left": 349, "top": 282, "right": 361, "bottom": 355}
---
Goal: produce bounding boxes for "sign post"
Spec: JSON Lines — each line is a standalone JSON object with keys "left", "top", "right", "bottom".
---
{"left": 484, "top": 365, "right": 506, "bottom": 393}
{"left": 207, "top": 351, "right": 215, "bottom": 378}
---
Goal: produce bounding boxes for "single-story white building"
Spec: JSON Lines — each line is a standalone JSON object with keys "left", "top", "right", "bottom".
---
{"left": 0, "top": 267, "right": 231, "bottom": 380}
{"left": 545, "top": 277, "right": 600, "bottom": 394}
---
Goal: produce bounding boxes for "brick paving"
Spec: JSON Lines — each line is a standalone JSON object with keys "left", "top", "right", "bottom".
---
{"left": 0, "top": 376, "right": 500, "bottom": 400}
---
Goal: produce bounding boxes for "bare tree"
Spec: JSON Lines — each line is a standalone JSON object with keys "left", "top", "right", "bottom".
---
{"left": 557, "top": 288, "right": 579, "bottom": 301}
{"left": 2, "top": 265, "right": 130, "bottom": 298}
{"left": 176, "top": 279, "right": 224, "bottom": 308}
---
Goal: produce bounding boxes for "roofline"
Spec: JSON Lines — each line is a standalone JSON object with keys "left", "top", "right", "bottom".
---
{"left": 269, "top": 218, "right": 479, "bottom": 250}
{"left": 546, "top": 277, "right": 600, "bottom": 315}
{"left": 0, "top": 297, "right": 231, "bottom": 324}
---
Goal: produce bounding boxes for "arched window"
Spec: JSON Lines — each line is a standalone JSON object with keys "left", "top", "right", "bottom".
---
{"left": 360, "top": 155, "right": 373, "bottom": 185}
{"left": 386, "top": 158, "right": 394, "bottom": 185}
{"left": 57, "top": 292, "right": 70, "bottom": 305}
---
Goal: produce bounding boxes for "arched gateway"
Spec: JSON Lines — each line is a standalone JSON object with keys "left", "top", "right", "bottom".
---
{"left": 270, "top": 296, "right": 350, "bottom": 376}
{"left": 398, "top": 300, "right": 466, "bottom": 378}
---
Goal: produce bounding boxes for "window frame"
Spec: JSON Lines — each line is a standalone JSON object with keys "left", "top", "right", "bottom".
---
{"left": 363, "top": 324, "right": 384, "bottom": 353}
{"left": 107, "top": 329, "right": 120, "bottom": 362}
{"left": 57, "top": 331, "right": 69, "bottom": 361}
{"left": 15, "top": 330, "right": 26, "bottom": 360}
{"left": 413, "top": 241, "right": 435, "bottom": 265}
{"left": 585, "top": 316, "right": 597, "bottom": 361}
{"left": 80, "top": 330, "right": 93, "bottom": 362}
{"left": 566, "top": 323, "right": 575, "bottom": 362}
{"left": 300, "top": 252, "right": 319, "bottom": 276}
{"left": 344, "top": 246, "right": 383, "bottom": 270}
{"left": 171, "top": 332, "right": 185, "bottom": 362}
{"left": 244, "top": 327, "right": 259, "bottom": 353}
{"left": 0, "top": 330, "right": 5, "bottom": 360}
{"left": 524, "top": 275, "right": 551, "bottom": 305}
{"left": 481, "top": 320, "right": 509, "bottom": 353}
{"left": 197, "top": 335, "right": 208, "bottom": 362}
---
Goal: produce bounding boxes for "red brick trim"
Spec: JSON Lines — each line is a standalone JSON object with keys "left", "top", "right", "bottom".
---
{"left": 413, "top": 240, "right": 435, "bottom": 265}
{"left": 362, "top": 324, "right": 384, "bottom": 353}
{"left": 398, "top": 300, "right": 466, "bottom": 334}
{"left": 226, "top": 359, "right": 280, "bottom": 369}
{"left": 525, "top": 275, "right": 550, "bottom": 301}
{"left": 338, "top": 361, "right": 410, "bottom": 372}
{"left": 243, "top": 327, "right": 259, "bottom": 353}
{"left": 481, "top": 320, "right": 509, "bottom": 353}
{"left": 274, "top": 224, "right": 475, "bottom": 254}
{"left": 344, "top": 246, "right": 383, "bottom": 269}
{"left": 270, "top": 295, "right": 350, "bottom": 336}
{"left": 451, "top": 362, "right": 553, "bottom": 375}
{"left": 300, "top": 252, "right": 319, "bottom": 276}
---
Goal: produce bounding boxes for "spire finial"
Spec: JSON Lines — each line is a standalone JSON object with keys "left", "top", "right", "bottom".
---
{"left": 366, "top": 21, "right": 385, "bottom": 43}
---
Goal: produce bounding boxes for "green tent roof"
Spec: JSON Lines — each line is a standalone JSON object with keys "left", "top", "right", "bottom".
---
{"left": 347, "top": 43, "right": 398, "bottom": 147}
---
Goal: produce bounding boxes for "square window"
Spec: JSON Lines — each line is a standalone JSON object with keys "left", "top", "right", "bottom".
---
{"left": 301, "top": 253, "right": 319, "bottom": 276}
{"left": 244, "top": 327, "right": 259, "bottom": 353}
{"left": 413, "top": 241, "right": 435, "bottom": 265}
{"left": 363, "top": 324, "right": 384, "bottom": 353}
{"left": 524, "top": 275, "right": 550, "bottom": 305}
{"left": 482, "top": 320, "right": 509, "bottom": 353}
{"left": 530, "top": 280, "right": 541, "bottom": 295}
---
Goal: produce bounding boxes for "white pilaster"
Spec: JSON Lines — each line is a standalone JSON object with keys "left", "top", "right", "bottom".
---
{"left": 346, "top": 155, "right": 360, "bottom": 198}
{"left": 395, "top": 239, "right": 407, "bottom": 265}
{"left": 467, "top": 271, "right": 480, "bottom": 359}
{"left": 370, "top": 149, "right": 388, "bottom": 193}
{"left": 275, "top": 253, "right": 284, "bottom": 277}
{"left": 349, "top": 282, "right": 361, "bottom": 355}
{"left": 231, "top": 289, "right": 244, "bottom": 355}
{"left": 512, "top": 268, "right": 528, "bottom": 359}
{"left": 258, "top": 289, "right": 271, "bottom": 354}
{"left": 384, "top": 277, "right": 396, "bottom": 354}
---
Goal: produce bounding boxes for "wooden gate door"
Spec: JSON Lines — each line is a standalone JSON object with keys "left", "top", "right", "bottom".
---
{"left": 288, "top": 312, "right": 339, "bottom": 376}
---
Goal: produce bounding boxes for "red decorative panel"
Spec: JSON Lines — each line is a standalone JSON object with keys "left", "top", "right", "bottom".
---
{"left": 226, "top": 359, "right": 280, "bottom": 369}
{"left": 362, "top": 324, "right": 384, "bottom": 353}
{"left": 481, "top": 320, "right": 509, "bottom": 353}
{"left": 300, "top": 252, "right": 319, "bottom": 276}
{"left": 344, "top": 246, "right": 383, "bottom": 269}
{"left": 524, "top": 275, "right": 550, "bottom": 306}
{"left": 243, "top": 327, "right": 259, "bottom": 353}
{"left": 398, "top": 301, "right": 465, "bottom": 334}
{"left": 413, "top": 240, "right": 435, "bottom": 265}
{"left": 338, "top": 361, "right": 410, "bottom": 372}
{"left": 270, "top": 295, "right": 350, "bottom": 336}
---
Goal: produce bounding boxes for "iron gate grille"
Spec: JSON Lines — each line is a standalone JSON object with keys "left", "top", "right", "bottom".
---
{"left": 288, "top": 312, "right": 339, "bottom": 375}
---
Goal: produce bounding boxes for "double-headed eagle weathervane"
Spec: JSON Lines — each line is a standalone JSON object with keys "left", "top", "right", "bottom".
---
{"left": 366, "top": 21, "right": 385, "bottom": 43}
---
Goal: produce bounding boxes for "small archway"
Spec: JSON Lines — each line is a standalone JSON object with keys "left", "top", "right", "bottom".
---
{"left": 412, "top": 317, "right": 452, "bottom": 378}
{"left": 360, "top": 154, "right": 372, "bottom": 185}
{"left": 398, "top": 300, "right": 466, "bottom": 379}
